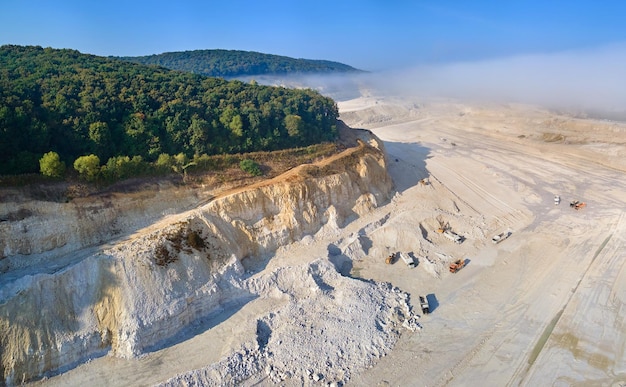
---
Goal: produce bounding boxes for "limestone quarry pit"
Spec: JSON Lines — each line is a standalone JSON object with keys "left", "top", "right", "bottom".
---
{"left": 3, "top": 95, "right": 626, "bottom": 386}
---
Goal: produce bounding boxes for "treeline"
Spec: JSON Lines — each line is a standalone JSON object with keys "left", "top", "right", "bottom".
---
{"left": 116, "top": 49, "right": 363, "bottom": 78}
{"left": 35, "top": 142, "right": 338, "bottom": 184}
{"left": 0, "top": 45, "right": 339, "bottom": 176}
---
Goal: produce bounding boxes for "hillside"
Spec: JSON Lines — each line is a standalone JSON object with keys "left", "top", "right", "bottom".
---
{"left": 0, "top": 45, "right": 338, "bottom": 176}
{"left": 116, "top": 49, "right": 364, "bottom": 78}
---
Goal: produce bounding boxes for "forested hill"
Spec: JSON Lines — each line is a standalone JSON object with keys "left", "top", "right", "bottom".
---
{"left": 116, "top": 49, "right": 364, "bottom": 78}
{"left": 0, "top": 45, "right": 338, "bottom": 176}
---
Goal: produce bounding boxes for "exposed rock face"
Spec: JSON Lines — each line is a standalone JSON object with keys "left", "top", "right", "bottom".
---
{"left": 0, "top": 134, "right": 393, "bottom": 385}
{"left": 0, "top": 185, "right": 201, "bottom": 271}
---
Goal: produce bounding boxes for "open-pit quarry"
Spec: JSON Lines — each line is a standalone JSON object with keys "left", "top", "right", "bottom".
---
{"left": 2, "top": 95, "right": 626, "bottom": 386}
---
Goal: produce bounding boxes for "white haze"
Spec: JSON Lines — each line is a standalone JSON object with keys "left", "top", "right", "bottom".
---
{"left": 375, "top": 43, "right": 626, "bottom": 113}
{"left": 256, "top": 43, "right": 626, "bottom": 120}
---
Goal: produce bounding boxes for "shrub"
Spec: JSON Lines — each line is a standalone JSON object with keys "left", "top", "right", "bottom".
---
{"left": 239, "top": 159, "right": 262, "bottom": 176}
{"left": 154, "top": 244, "right": 177, "bottom": 266}
{"left": 187, "top": 230, "right": 205, "bottom": 249}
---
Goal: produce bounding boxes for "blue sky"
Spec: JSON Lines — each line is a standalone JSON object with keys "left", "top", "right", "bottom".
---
{"left": 1, "top": 1, "right": 625, "bottom": 71}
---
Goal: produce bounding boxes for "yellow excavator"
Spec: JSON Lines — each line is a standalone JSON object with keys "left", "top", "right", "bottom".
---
{"left": 385, "top": 253, "right": 396, "bottom": 264}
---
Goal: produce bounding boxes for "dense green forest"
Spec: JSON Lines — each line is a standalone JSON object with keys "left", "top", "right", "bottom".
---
{"left": 116, "top": 49, "right": 363, "bottom": 78}
{"left": 0, "top": 45, "right": 339, "bottom": 176}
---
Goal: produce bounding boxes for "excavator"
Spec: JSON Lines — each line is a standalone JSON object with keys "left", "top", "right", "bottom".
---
{"left": 385, "top": 253, "right": 396, "bottom": 264}
{"left": 435, "top": 216, "right": 463, "bottom": 244}
{"left": 570, "top": 200, "right": 586, "bottom": 210}
{"left": 435, "top": 215, "right": 449, "bottom": 234}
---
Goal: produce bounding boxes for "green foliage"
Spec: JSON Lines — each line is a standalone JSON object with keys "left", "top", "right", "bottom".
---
{"left": 88, "top": 121, "right": 112, "bottom": 158}
{"left": 39, "top": 151, "right": 66, "bottom": 178}
{"left": 192, "top": 153, "right": 240, "bottom": 172}
{"left": 155, "top": 153, "right": 175, "bottom": 171}
{"left": 116, "top": 49, "right": 364, "bottom": 78}
{"left": 7, "top": 152, "right": 41, "bottom": 175}
{"left": 239, "top": 159, "right": 262, "bottom": 176}
{"left": 0, "top": 45, "right": 340, "bottom": 176}
{"left": 103, "top": 155, "right": 146, "bottom": 180}
{"left": 284, "top": 114, "right": 303, "bottom": 137}
{"left": 173, "top": 153, "right": 190, "bottom": 169}
{"left": 229, "top": 115, "right": 244, "bottom": 138}
{"left": 73, "top": 154, "right": 100, "bottom": 181}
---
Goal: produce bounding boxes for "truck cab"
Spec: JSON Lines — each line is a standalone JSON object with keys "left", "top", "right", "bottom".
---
{"left": 419, "top": 295, "right": 430, "bottom": 314}
{"left": 400, "top": 252, "right": 416, "bottom": 268}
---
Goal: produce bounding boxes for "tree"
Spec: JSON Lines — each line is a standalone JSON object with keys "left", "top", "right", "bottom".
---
{"left": 88, "top": 121, "right": 112, "bottom": 158}
{"left": 39, "top": 151, "right": 66, "bottom": 178}
{"left": 73, "top": 154, "right": 101, "bottom": 181}
{"left": 189, "top": 116, "right": 211, "bottom": 155}
{"left": 1, "top": 45, "right": 340, "bottom": 177}
{"left": 229, "top": 114, "right": 244, "bottom": 137}
{"left": 171, "top": 153, "right": 195, "bottom": 182}
{"left": 284, "top": 114, "right": 303, "bottom": 137}
{"left": 103, "top": 155, "right": 130, "bottom": 180}
{"left": 155, "top": 153, "right": 174, "bottom": 171}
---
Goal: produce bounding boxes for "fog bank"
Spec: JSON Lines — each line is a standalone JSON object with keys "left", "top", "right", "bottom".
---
{"left": 240, "top": 44, "right": 626, "bottom": 120}
{"left": 368, "top": 43, "right": 626, "bottom": 115}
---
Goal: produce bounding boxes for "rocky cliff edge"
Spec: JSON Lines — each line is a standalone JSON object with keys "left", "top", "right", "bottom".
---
{"left": 0, "top": 129, "right": 398, "bottom": 384}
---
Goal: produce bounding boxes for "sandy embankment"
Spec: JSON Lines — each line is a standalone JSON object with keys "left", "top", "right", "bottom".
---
{"left": 30, "top": 95, "right": 626, "bottom": 386}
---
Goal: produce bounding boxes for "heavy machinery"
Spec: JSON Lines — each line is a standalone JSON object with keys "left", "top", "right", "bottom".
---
{"left": 419, "top": 295, "right": 430, "bottom": 314}
{"left": 400, "top": 252, "right": 417, "bottom": 268}
{"left": 570, "top": 200, "right": 586, "bottom": 210}
{"left": 436, "top": 216, "right": 463, "bottom": 244}
{"left": 385, "top": 253, "right": 396, "bottom": 264}
{"left": 443, "top": 230, "right": 463, "bottom": 244}
{"left": 449, "top": 259, "right": 465, "bottom": 273}
{"left": 492, "top": 231, "right": 511, "bottom": 244}
{"left": 435, "top": 216, "right": 449, "bottom": 234}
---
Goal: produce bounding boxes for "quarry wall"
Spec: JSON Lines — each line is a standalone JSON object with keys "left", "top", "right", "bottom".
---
{"left": 0, "top": 134, "right": 393, "bottom": 385}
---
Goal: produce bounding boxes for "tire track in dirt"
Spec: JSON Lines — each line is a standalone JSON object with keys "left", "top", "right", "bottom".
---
{"left": 428, "top": 158, "right": 525, "bottom": 226}
{"left": 511, "top": 212, "right": 624, "bottom": 385}
{"left": 433, "top": 330, "right": 496, "bottom": 387}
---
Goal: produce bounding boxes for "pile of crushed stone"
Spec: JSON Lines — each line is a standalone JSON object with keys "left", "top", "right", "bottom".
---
{"left": 159, "top": 258, "right": 420, "bottom": 386}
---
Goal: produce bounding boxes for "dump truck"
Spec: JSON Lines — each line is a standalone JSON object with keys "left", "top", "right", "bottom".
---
{"left": 449, "top": 259, "right": 465, "bottom": 273}
{"left": 400, "top": 253, "right": 417, "bottom": 268}
{"left": 491, "top": 231, "right": 511, "bottom": 244}
{"left": 570, "top": 200, "right": 586, "bottom": 210}
{"left": 443, "top": 230, "right": 463, "bottom": 244}
{"left": 419, "top": 295, "right": 430, "bottom": 314}
{"left": 435, "top": 217, "right": 463, "bottom": 243}
{"left": 554, "top": 195, "right": 561, "bottom": 205}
